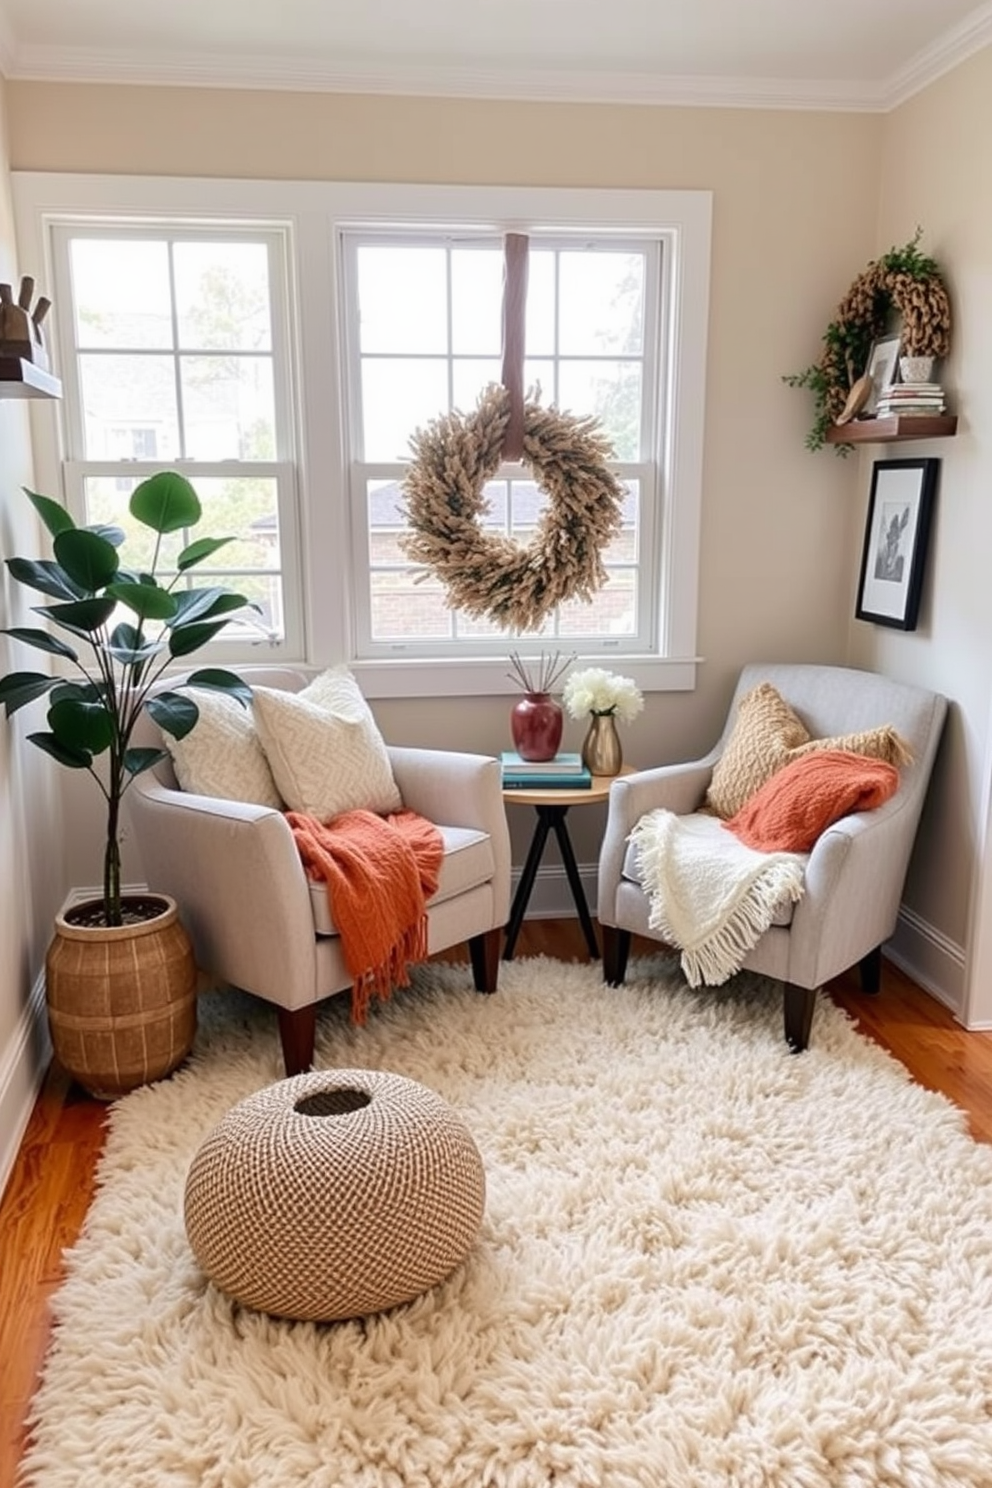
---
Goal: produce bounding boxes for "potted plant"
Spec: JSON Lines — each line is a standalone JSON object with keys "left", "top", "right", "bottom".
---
{"left": 0, "top": 471, "right": 253, "bottom": 1097}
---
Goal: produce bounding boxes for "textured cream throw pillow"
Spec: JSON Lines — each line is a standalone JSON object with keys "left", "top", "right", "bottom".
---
{"left": 252, "top": 667, "right": 403, "bottom": 822}
{"left": 705, "top": 681, "right": 911, "bottom": 819}
{"left": 162, "top": 689, "right": 284, "bottom": 809}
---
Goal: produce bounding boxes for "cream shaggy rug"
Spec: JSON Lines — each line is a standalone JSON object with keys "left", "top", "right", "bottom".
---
{"left": 21, "top": 957, "right": 992, "bottom": 1488}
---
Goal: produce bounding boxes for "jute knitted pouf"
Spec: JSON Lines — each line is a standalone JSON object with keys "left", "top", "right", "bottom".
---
{"left": 183, "top": 1068, "right": 486, "bottom": 1322}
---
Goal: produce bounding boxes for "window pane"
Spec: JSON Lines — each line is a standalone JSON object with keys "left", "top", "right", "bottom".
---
{"left": 558, "top": 360, "right": 642, "bottom": 460}
{"left": 451, "top": 248, "right": 502, "bottom": 355}
{"left": 559, "top": 252, "right": 645, "bottom": 356}
{"left": 370, "top": 572, "right": 452, "bottom": 640}
{"left": 83, "top": 475, "right": 184, "bottom": 569}
{"left": 525, "top": 250, "right": 555, "bottom": 357}
{"left": 357, "top": 246, "right": 447, "bottom": 354}
{"left": 453, "top": 359, "right": 501, "bottom": 413}
{"left": 187, "top": 478, "right": 282, "bottom": 573}
{"left": 174, "top": 241, "right": 272, "bottom": 351}
{"left": 524, "top": 358, "right": 555, "bottom": 405}
{"left": 559, "top": 568, "right": 637, "bottom": 636}
{"left": 180, "top": 355, "right": 276, "bottom": 460}
{"left": 70, "top": 239, "right": 173, "bottom": 349}
{"left": 361, "top": 359, "right": 448, "bottom": 461}
{"left": 79, "top": 355, "right": 180, "bottom": 460}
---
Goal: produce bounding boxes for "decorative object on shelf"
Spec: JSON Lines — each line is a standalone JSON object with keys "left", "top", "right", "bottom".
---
{"left": 784, "top": 229, "right": 952, "bottom": 454}
{"left": 563, "top": 666, "right": 644, "bottom": 777}
{"left": 0, "top": 473, "right": 254, "bottom": 1097}
{"left": 506, "top": 650, "right": 572, "bottom": 761}
{"left": 900, "top": 355, "right": 935, "bottom": 384}
{"left": 863, "top": 335, "right": 902, "bottom": 416}
{"left": 0, "top": 274, "right": 52, "bottom": 368}
{"left": 855, "top": 458, "right": 939, "bottom": 632}
{"left": 401, "top": 384, "right": 625, "bottom": 632}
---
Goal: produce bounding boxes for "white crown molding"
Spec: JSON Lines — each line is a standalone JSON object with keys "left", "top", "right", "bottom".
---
{"left": 6, "top": 44, "right": 885, "bottom": 111}
{"left": 883, "top": 0, "right": 992, "bottom": 109}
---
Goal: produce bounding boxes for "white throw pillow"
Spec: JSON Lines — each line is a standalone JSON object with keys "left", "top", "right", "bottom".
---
{"left": 162, "top": 689, "right": 284, "bottom": 809}
{"left": 252, "top": 666, "right": 403, "bottom": 821}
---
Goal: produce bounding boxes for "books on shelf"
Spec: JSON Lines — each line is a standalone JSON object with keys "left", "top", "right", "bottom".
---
{"left": 502, "top": 766, "right": 593, "bottom": 790}
{"left": 500, "top": 750, "right": 585, "bottom": 775}
{"left": 874, "top": 380, "right": 946, "bottom": 419}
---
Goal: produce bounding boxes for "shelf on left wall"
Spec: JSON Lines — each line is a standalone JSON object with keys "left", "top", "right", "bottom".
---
{"left": 0, "top": 356, "right": 63, "bottom": 399}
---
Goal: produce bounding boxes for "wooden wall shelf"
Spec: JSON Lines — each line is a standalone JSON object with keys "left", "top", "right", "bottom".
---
{"left": 826, "top": 414, "right": 957, "bottom": 445}
{"left": 0, "top": 356, "right": 62, "bottom": 399}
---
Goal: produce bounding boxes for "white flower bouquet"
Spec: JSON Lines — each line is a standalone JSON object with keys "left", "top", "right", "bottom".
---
{"left": 562, "top": 667, "right": 644, "bottom": 725}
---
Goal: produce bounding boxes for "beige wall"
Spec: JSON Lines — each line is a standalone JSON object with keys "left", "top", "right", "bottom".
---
{"left": 848, "top": 45, "right": 992, "bottom": 1020}
{"left": 0, "top": 74, "right": 65, "bottom": 1184}
{"left": 7, "top": 83, "right": 882, "bottom": 887}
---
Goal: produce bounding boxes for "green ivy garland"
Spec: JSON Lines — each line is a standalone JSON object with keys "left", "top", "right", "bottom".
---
{"left": 784, "top": 229, "right": 952, "bottom": 453}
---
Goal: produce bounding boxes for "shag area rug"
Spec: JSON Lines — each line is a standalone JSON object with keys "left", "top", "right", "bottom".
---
{"left": 21, "top": 957, "right": 992, "bottom": 1488}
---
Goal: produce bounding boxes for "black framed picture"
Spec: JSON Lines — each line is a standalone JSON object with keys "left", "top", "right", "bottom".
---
{"left": 855, "top": 458, "right": 939, "bottom": 631}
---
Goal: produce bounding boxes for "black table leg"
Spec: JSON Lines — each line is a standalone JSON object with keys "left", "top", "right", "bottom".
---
{"left": 550, "top": 810, "right": 600, "bottom": 958}
{"left": 503, "top": 808, "right": 553, "bottom": 960}
{"left": 503, "top": 804, "right": 600, "bottom": 962}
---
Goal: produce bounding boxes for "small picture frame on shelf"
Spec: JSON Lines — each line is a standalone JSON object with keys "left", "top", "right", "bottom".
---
{"left": 855, "top": 458, "right": 939, "bottom": 631}
{"left": 863, "top": 335, "right": 902, "bottom": 416}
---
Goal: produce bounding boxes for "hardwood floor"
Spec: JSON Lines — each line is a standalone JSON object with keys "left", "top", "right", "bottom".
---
{"left": 3, "top": 920, "right": 992, "bottom": 1482}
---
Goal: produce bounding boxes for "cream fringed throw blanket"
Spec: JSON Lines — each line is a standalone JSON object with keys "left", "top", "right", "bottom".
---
{"left": 629, "top": 810, "right": 806, "bottom": 987}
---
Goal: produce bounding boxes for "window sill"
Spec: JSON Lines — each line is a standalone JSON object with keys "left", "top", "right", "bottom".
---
{"left": 348, "top": 655, "right": 700, "bottom": 699}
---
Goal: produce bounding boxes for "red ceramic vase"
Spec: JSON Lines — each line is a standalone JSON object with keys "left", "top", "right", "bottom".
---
{"left": 510, "top": 693, "right": 564, "bottom": 762}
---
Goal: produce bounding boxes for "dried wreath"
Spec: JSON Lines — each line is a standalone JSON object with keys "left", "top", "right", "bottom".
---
{"left": 400, "top": 384, "right": 625, "bottom": 632}
{"left": 784, "top": 229, "right": 952, "bottom": 453}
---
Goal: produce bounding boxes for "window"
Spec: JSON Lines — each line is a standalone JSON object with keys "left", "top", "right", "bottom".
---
{"left": 342, "top": 234, "right": 655, "bottom": 657}
{"left": 16, "top": 176, "right": 710, "bottom": 696}
{"left": 49, "top": 224, "right": 302, "bottom": 658}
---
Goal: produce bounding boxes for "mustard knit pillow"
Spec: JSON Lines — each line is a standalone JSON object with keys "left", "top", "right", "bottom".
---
{"left": 705, "top": 682, "right": 912, "bottom": 819}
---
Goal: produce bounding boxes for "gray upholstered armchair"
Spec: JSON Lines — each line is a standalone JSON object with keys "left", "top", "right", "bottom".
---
{"left": 127, "top": 667, "right": 511, "bottom": 1076}
{"left": 597, "top": 664, "right": 947, "bottom": 1050}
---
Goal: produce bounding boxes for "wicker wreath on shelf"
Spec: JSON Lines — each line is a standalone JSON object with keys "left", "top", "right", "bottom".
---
{"left": 784, "top": 230, "right": 952, "bottom": 453}
{"left": 400, "top": 384, "right": 625, "bottom": 632}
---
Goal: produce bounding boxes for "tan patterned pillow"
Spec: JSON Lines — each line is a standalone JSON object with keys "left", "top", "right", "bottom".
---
{"left": 253, "top": 666, "right": 403, "bottom": 822}
{"left": 162, "top": 689, "right": 284, "bottom": 809}
{"left": 705, "top": 682, "right": 911, "bottom": 819}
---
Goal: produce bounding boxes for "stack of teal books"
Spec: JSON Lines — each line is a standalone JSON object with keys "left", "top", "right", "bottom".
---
{"left": 501, "top": 751, "right": 593, "bottom": 789}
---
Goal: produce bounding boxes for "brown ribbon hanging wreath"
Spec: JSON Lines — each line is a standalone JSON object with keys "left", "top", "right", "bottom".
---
{"left": 400, "top": 234, "right": 625, "bottom": 633}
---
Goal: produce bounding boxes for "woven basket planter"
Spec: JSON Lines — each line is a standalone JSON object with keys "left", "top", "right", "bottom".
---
{"left": 45, "top": 893, "right": 197, "bottom": 1100}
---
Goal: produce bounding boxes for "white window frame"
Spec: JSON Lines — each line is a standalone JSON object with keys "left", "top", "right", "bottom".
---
{"left": 13, "top": 174, "right": 711, "bottom": 698}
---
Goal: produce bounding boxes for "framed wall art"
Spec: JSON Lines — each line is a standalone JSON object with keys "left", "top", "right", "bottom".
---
{"left": 863, "top": 334, "right": 902, "bottom": 415}
{"left": 855, "top": 457, "right": 939, "bottom": 631}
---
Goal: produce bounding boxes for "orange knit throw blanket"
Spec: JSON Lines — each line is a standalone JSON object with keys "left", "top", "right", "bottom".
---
{"left": 724, "top": 748, "right": 900, "bottom": 854}
{"left": 286, "top": 808, "right": 444, "bottom": 1025}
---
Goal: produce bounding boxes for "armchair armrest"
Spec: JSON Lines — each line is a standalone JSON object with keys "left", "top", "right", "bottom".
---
{"left": 597, "top": 756, "right": 718, "bottom": 925}
{"left": 126, "top": 778, "right": 319, "bottom": 1007}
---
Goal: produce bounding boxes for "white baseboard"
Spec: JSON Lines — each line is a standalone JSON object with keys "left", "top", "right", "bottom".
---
{"left": 0, "top": 971, "right": 51, "bottom": 1203}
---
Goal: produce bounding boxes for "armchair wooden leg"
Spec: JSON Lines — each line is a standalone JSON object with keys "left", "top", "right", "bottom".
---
{"left": 783, "top": 983, "right": 816, "bottom": 1053}
{"left": 602, "top": 925, "right": 631, "bottom": 987}
{"left": 469, "top": 928, "right": 501, "bottom": 994}
{"left": 277, "top": 1004, "right": 317, "bottom": 1076}
{"left": 859, "top": 945, "right": 882, "bottom": 995}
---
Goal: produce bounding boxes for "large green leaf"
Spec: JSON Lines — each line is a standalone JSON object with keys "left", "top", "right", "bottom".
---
{"left": 50, "top": 680, "right": 101, "bottom": 706}
{"left": 124, "top": 746, "right": 169, "bottom": 776}
{"left": 6, "top": 558, "right": 85, "bottom": 602}
{"left": 37, "top": 597, "right": 117, "bottom": 635}
{"left": 169, "top": 588, "right": 248, "bottom": 627}
{"left": 24, "top": 488, "right": 76, "bottom": 538}
{"left": 177, "top": 537, "right": 234, "bottom": 572}
{"left": 168, "top": 620, "right": 233, "bottom": 657}
{"left": 186, "top": 667, "right": 253, "bottom": 707}
{"left": 53, "top": 529, "right": 120, "bottom": 594}
{"left": 48, "top": 698, "right": 116, "bottom": 756}
{"left": 104, "top": 582, "right": 177, "bottom": 622}
{"left": 0, "top": 672, "right": 57, "bottom": 717}
{"left": 130, "top": 472, "right": 201, "bottom": 534}
{"left": 1, "top": 627, "right": 78, "bottom": 661}
{"left": 145, "top": 690, "right": 199, "bottom": 741}
{"left": 28, "top": 731, "right": 92, "bottom": 769}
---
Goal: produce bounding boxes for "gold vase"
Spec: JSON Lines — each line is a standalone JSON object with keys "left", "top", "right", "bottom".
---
{"left": 581, "top": 712, "right": 622, "bottom": 776}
